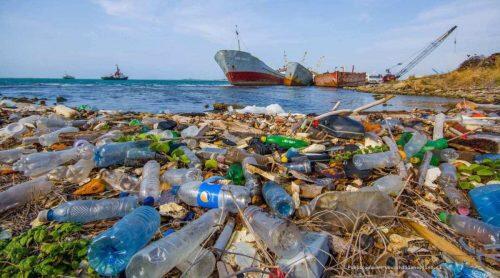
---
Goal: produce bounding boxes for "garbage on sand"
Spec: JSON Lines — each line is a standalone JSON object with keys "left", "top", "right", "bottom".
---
{"left": 0, "top": 96, "right": 499, "bottom": 277}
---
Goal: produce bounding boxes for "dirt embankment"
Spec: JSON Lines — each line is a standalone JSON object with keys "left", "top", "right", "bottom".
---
{"left": 354, "top": 53, "right": 500, "bottom": 104}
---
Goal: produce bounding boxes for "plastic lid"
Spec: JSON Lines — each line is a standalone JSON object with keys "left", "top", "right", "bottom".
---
{"left": 142, "top": 196, "right": 155, "bottom": 206}
{"left": 438, "top": 212, "right": 449, "bottom": 223}
{"left": 260, "top": 136, "right": 267, "bottom": 143}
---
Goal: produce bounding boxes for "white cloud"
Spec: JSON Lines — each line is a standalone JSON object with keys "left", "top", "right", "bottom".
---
{"left": 91, "top": 0, "right": 164, "bottom": 22}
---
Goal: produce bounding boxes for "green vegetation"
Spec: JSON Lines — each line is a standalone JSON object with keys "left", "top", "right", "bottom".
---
{"left": 457, "top": 159, "right": 500, "bottom": 190}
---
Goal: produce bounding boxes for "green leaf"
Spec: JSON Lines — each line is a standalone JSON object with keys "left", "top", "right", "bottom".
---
{"left": 33, "top": 229, "right": 48, "bottom": 243}
{"left": 458, "top": 181, "right": 475, "bottom": 190}
{"left": 150, "top": 141, "right": 169, "bottom": 153}
{"left": 171, "top": 148, "right": 184, "bottom": 157}
{"left": 179, "top": 154, "right": 190, "bottom": 164}
{"left": 468, "top": 175, "right": 482, "bottom": 183}
{"left": 205, "top": 159, "right": 218, "bottom": 169}
{"left": 476, "top": 168, "right": 494, "bottom": 176}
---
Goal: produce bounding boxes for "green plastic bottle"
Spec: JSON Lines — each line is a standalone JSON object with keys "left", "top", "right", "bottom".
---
{"left": 411, "top": 151, "right": 440, "bottom": 166}
{"left": 226, "top": 163, "right": 245, "bottom": 185}
{"left": 421, "top": 138, "right": 448, "bottom": 152}
{"left": 396, "top": 132, "right": 413, "bottom": 147}
{"left": 261, "top": 135, "right": 309, "bottom": 149}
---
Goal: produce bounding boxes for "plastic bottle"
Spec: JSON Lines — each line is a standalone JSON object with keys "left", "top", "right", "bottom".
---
{"left": 161, "top": 168, "right": 202, "bottom": 186}
{"left": 242, "top": 157, "right": 260, "bottom": 196}
{"left": 39, "top": 126, "right": 79, "bottom": 146}
{"left": 196, "top": 148, "right": 227, "bottom": 162}
{"left": 177, "top": 145, "right": 202, "bottom": 169}
{"left": 474, "top": 153, "right": 500, "bottom": 163}
{"left": 146, "top": 129, "right": 174, "bottom": 140}
{"left": 101, "top": 169, "right": 140, "bottom": 192}
{"left": 433, "top": 113, "right": 446, "bottom": 140}
{"left": 139, "top": 160, "right": 161, "bottom": 201}
{"left": 177, "top": 181, "right": 250, "bottom": 213}
{"left": 225, "top": 147, "right": 269, "bottom": 165}
{"left": 243, "top": 206, "right": 304, "bottom": 259}
{"left": 0, "top": 122, "right": 27, "bottom": 139}
{"left": 95, "top": 130, "right": 124, "bottom": 147}
{"left": 213, "top": 217, "right": 236, "bottom": 257}
{"left": 0, "top": 148, "right": 37, "bottom": 164}
{"left": 382, "top": 136, "right": 407, "bottom": 178}
{"left": 87, "top": 205, "right": 160, "bottom": 276}
{"left": 225, "top": 163, "right": 245, "bottom": 185}
{"left": 417, "top": 151, "right": 432, "bottom": 188}
{"left": 439, "top": 213, "right": 499, "bottom": 245}
{"left": 360, "top": 175, "right": 404, "bottom": 196}
{"left": 284, "top": 159, "right": 312, "bottom": 173}
{"left": 0, "top": 176, "right": 54, "bottom": 213}
{"left": 261, "top": 135, "right": 309, "bottom": 149}
{"left": 48, "top": 157, "right": 95, "bottom": 184}
{"left": 94, "top": 141, "right": 152, "bottom": 168}
{"left": 434, "top": 148, "right": 459, "bottom": 162}
{"left": 468, "top": 184, "right": 500, "bottom": 227}
{"left": 316, "top": 115, "right": 365, "bottom": 139}
{"left": 352, "top": 151, "right": 400, "bottom": 170}
{"left": 38, "top": 196, "right": 139, "bottom": 223}
{"left": 404, "top": 132, "right": 428, "bottom": 158}
{"left": 262, "top": 181, "right": 295, "bottom": 218}
{"left": 126, "top": 208, "right": 225, "bottom": 278}
{"left": 420, "top": 138, "right": 448, "bottom": 152}
{"left": 13, "top": 140, "right": 94, "bottom": 177}
{"left": 437, "top": 163, "right": 458, "bottom": 187}
{"left": 438, "top": 163, "right": 470, "bottom": 215}
{"left": 124, "top": 147, "right": 157, "bottom": 166}
{"left": 35, "top": 114, "right": 68, "bottom": 133}
{"left": 176, "top": 246, "right": 216, "bottom": 278}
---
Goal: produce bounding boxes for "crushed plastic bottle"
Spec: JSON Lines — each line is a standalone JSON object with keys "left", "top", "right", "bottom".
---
{"left": 38, "top": 196, "right": 139, "bottom": 223}
{"left": 161, "top": 168, "right": 202, "bottom": 186}
{"left": 39, "top": 126, "right": 79, "bottom": 146}
{"left": 48, "top": 157, "right": 95, "bottom": 184}
{"left": 177, "top": 145, "right": 202, "bottom": 169}
{"left": 225, "top": 147, "right": 269, "bottom": 165}
{"left": 87, "top": 205, "right": 160, "bottom": 276}
{"left": 35, "top": 114, "right": 68, "bottom": 133}
{"left": 101, "top": 169, "right": 140, "bottom": 192}
{"left": 469, "top": 184, "right": 500, "bottom": 227}
{"left": 139, "top": 160, "right": 161, "bottom": 201}
{"left": 94, "top": 141, "right": 154, "bottom": 168}
{"left": 261, "top": 135, "right": 309, "bottom": 149}
{"left": 126, "top": 208, "right": 225, "bottom": 278}
{"left": 439, "top": 213, "right": 499, "bottom": 245}
{"left": 0, "top": 148, "right": 37, "bottom": 164}
{"left": 95, "top": 130, "right": 124, "bottom": 147}
{"left": 243, "top": 206, "right": 304, "bottom": 259}
{"left": 0, "top": 176, "right": 54, "bottom": 213}
{"left": 13, "top": 140, "right": 94, "bottom": 177}
{"left": 404, "top": 132, "right": 428, "bottom": 158}
{"left": 360, "top": 174, "right": 404, "bottom": 196}
{"left": 262, "top": 181, "right": 295, "bottom": 218}
{"left": 352, "top": 151, "right": 400, "bottom": 170}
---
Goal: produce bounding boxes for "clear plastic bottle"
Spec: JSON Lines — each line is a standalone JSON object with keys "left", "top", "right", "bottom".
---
{"left": 140, "top": 160, "right": 161, "bottom": 201}
{"left": 404, "top": 132, "right": 428, "bottom": 158}
{"left": 35, "top": 114, "right": 68, "bottom": 133}
{"left": 225, "top": 147, "right": 269, "bottom": 165}
{"left": 177, "top": 145, "right": 201, "bottom": 169}
{"left": 440, "top": 213, "right": 499, "bottom": 245}
{"left": 94, "top": 141, "right": 152, "bottom": 168}
{"left": 39, "top": 126, "right": 79, "bottom": 146}
{"left": 38, "top": 196, "right": 139, "bottom": 223}
{"left": 360, "top": 175, "right": 404, "bottom": 196}
{"left": 243, "top": 206, "right": 304, "bottom": 259}
{"left": 160, "top": 168, "right": 202, "bottom": 186}
{"left": 101, "top": 169, "right": 140, "bottom": 192}
{"left": 48, "top": 157, "right": 95, "bottom": 184}
{"left": 126, "top": 208, "right": 225, "bottom": 278}
{"left": 262, "top": 181, "right": 295, "bottom": 218}
{"left": 0, "top": 122, "right": 27, "bottom": 139}
{"left": 437, "top": 163, "right": 458, "bottom": 187}
{"left": 0, "top": 176, "right": 54, "bottom": 213}
{"left": 87, "top": 206, "right": 160, "bottom": 276}
{"left": 0, "top": 148, "right": 37, "bottom": 164}
{"left": 146, "top": 129, "right": 174, "bottom": 140}
{"left": 242, "top": 157, "right": 260, "bottom": 196}
{"left": 382, "top": 136, "right": 407, "bottom": 177}
{"left": 468, "top": 184, "right": 500, "bottom": 227}
{"left": 438, "top": 164, "right": 470, "bottom": 214}
{"left": 177, "top": 181, "right": 250, "bottom": 213}
{"left": 95, "top": 130, "right": 124, "bottom": 147}
{"left": 13, "top": 140, "right": 94, "bottom": 177}
{"left": 417, "top": 151, "right": 432, "bottom": 188}
{"left": 196, "top": 148, "right": 227, "bottom": 163}
{"left": 213, "top": 217, "right": 235, "bottom": 257}
{"left": 434, "top": 148, "right": 459, "bottom": 162}
{"left": 433, "top": 113, "right": 446, "bottom": 140}
{"left": 352, "top": 151, "right": 400, "bottom": 170}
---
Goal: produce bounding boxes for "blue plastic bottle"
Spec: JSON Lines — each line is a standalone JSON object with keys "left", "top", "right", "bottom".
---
{"left": 94, "top": 141, "right": 154, "bottom": 167}
{"left": 87, "top": 205, "right": 160, "bottom": 276}
{"left": 262, "top": 181, "right": 295, "bottom": 218}
{"left": 469, "top": 184, "right": 500, "bottom": 227}
{"left": 474, "top": 153, "right": 500, "bottom": 163}
{"left": 39, "top": 196, "right": 139, "bottom": 224}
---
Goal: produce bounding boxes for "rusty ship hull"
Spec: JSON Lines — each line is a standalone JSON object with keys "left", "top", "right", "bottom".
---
{"left": 314, "top": 71, "right": 366, "bottom": 87}
{"left": 284, "top": 62, "right": 313, "bottom": 86}
{"left": 214, "top": 50, "right": 284, "bottom": 86}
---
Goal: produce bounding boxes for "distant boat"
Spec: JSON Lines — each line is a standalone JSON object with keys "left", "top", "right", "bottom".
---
{"left": 62, "top": 74, "right": 75, "bottom": 79}
{"left": 284, "top": 62, "right": 313, "bottom": 86}
{"left": 314, "top": 71, "right": 366, "bottom": 87}
{"left": 101, "top": 65, "right": 128, "bottom": 80}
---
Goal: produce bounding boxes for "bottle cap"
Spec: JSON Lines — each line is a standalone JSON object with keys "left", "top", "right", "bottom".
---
{"left": 438, "top": 211, "right": 449, "bottom": 223}
{"left": 280, "top": 154, "right": 288, "bottom": 163}
{"left": 142, "top": 196, "right": 155, "bottom": 206}
{"left": 260, "top": 136, "right": 267, "bottom": 143}
{"left": 398, "top": 150, "right": 407, "bottom": 161}
{"left": 170, "top": 185, "right": 180, "bottom": 195}
{"left": 37, "top": 209, "right": 51, "bottom": 222}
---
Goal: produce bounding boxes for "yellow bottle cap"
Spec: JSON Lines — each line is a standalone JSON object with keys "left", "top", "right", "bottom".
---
{"left": 260, "top": 136, "right": 267, "bottom": 143}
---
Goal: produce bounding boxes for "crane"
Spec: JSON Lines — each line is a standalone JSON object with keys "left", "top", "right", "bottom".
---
{"left": 383, "top": 25, "right": 457, "bottom": 82}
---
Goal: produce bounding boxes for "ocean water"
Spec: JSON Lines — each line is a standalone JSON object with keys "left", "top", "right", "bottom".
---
{"left": 0, "top": 78, "right": 457, "bottom": 114}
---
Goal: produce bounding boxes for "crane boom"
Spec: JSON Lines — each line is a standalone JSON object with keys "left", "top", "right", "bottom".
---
{"left": 395, "top": 25, "right": 457, "bottom": 79}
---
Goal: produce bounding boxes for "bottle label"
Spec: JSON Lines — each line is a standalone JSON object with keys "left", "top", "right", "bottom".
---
{"left": 196, "top": 182, "right": 222, "bottom": 208}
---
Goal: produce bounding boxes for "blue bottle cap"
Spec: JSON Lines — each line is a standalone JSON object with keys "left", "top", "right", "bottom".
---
{"left": 142, "top": 196, "right": 155, "bottom": 206}
{"left": 182, "top": 211, "right": 195, "bottom": 221}
{"left": 170, "top": 185, "right": 180, "bottom": 195}
{"left": 46, "top": 209, "right": 54, "bottom": 221}
{"left": 162, "top": 228, "right": 175, "bottom": 237}
{"left": 119, "top": 192, "right": 130, "bottom": 198}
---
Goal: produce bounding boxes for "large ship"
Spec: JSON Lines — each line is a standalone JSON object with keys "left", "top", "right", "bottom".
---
{"left": 283, "top": 62, "right": 313, "bottom": 86}
{"left": 314, "top": 71, "right": 366, "bottom": 87}
{"left": 215, "top": 50, "right": 284, "bottom": 86}
{"left": 101, "top": 65, "right": 128, "bottom": 80}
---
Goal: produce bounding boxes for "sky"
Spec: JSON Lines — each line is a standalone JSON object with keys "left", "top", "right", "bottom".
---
{"left": 0, "top": 0, "right": 499, "bottom": 79}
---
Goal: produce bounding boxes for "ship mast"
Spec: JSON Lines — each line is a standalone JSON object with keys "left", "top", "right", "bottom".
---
{"left": 235, "top": 25, "right": 241, "bottom": 51}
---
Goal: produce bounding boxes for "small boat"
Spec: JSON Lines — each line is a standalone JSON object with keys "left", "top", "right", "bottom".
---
{"left": 62, "top": 74, "right": 75, "bottom": 80}
{"left": 367, "top": 74, "right": 383, "bottom": 84}
{"left": 314, "top": 71, "right": 366, "bottom": 87}
{"left": 101, "top": 65, "right": 128, "bottom": 80}
{"left": 284, "top": 62, "right": 313, "bottom": 86}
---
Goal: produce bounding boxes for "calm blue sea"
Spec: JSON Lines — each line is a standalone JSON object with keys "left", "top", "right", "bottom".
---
{"left": 0, "top": 78, "right": 456, "bottom": 114}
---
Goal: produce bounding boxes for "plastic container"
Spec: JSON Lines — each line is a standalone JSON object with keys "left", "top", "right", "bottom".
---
{"left": 39, "top": 196, "right": 139, "bottom": 223}
{"left": 360, "top": 174, "right": 404, "bottom": 196}
{"left": 440, "top": 213, "right": 499, "bottom": 245}
{"left": 0, "top": 148, "right": 36, "bottom": 164}
{"left": 468, "top": 184, "right": 500, "bottom": 227}
{"left": 284, "top": 160, "right": 312, "bottom": 173}
{"left": 126, "top": 208, "right": 225, "bottom": 278}
{"left": 225, "top": 147, "right": 269, "bottom": 165}
{"left": 87, "top": 206, "right": 160, "bottom": 276}
{"left": 0, "top": 176, "right": 54, "bottom": 213}
{"left": 139, "top": 160, "right": 161, "bottom": 201}
{"left": 352, "top": 151, "right": 400, "bottom": 170}
{"left": 35, "top": 115, "right": 68, "bottom": 132}
{"left": 48, "top": 158, "right": 95, "bottom": 184}
{"left": 161, "top": 168, "right": 202, "bottom": 186}
{"left": 404, "top": 132, "right": 428, "bottom": 158}
{"left": 243, "top": 206, "right": 304, "bottom": 259}
{"left": 177, "top": 146, "right": 202, "bottom": 169}
{"left": 433, "top": 113, "right": 446, "bottom": 140}
{"left": 262, "top": 181, "right": 295, "bottom": 218}
{"left": 101, "top": 169, "right": 140, "bottom": 192}
{"left": 177, "top": 181, "right": 250, "bottom": 213}
{"left": 13, "top": 140, "right": 94, "bottom": 177}
{"left": 242, "top": 157, "right": 260, "bottom": 196}
{"left": 94, "top": 141, "right": 152, "bottom": 168}
{"left": 261, "top": 135, "right": 309, "bottom": 149}
{"left": 317, "top": 115, "right": 365, "bottom": 139}
{"left": 39, "top": 126, "right": 79, "bottom": 146}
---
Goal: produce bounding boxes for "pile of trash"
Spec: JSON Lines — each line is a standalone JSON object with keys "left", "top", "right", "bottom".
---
{"left": 0, "top": 98, "right": 499, "bottom": 277}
